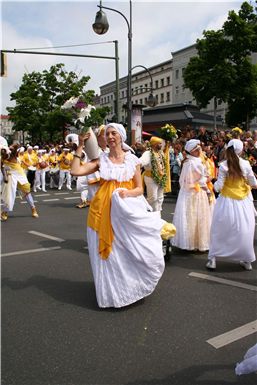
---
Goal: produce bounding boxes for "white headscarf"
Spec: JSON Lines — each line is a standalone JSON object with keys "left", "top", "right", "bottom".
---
{"left": 105, "top": 123, "right": 135, "bottom": 153}
{"left": 227, "top": 139, "right": 243, "bottom": 155}
{"left": 185, "top": 139, "right": 201, "bottom": 154}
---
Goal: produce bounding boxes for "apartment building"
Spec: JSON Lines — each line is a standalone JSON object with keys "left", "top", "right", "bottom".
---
{"left": 96, "top": 43, "right": 257, "bottom": 130}
{"left": 96, "top": 59, "right": 172, "bottom": 123}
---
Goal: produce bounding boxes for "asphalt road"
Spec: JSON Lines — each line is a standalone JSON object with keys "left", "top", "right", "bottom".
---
{"left": 1, "top": 189, "right": 257, "bottom": 385}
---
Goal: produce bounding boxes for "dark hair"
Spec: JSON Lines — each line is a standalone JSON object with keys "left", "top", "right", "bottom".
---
{"left": 226, "top": 146, "right": 243, "bottom": 179}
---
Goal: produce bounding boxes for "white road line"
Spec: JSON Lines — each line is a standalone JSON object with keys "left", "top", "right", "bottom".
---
{"left": 64, "top": 197, "right": 79, "bottom": 200}
{"left": 28, "top": 231, "right": 65, "bottom": 242}
{"left": 1, "top": 246, "right": 61, "bottom": 257}
{"left": 54, "top": 192, "right": 69, "bottom": 195}
{"left": 189, "top": 272, "right": 257, "bottom": 292}
{"left": 20, "top": 200, "right": 38, "bottom": 204}
{"left": 72, "top": 191, "right": 81, "bottom": 194}
{"left": 34, "top": 193, "right": 50, "bottom": 197}
{"left": 207, "top": 320, "right": 257, "bottom": 349}
{"left": 42, "top": 198, "right": 60, "bottom": 202}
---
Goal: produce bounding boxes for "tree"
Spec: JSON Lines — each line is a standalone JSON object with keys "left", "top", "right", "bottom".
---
{"left": 183, "top": 1, "right": 257, "bottom": 128}
{"left": 7, "top": 63, "right": 109, "bottom": 142}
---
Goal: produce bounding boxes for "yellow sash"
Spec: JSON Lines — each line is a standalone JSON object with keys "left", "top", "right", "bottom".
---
{"left": 87, "top": 178, "right": 134, "bottom": 259}
{"left": 164, "top": 145, "right": 171, "bottom": 193}
{"left": 221, "top": 177, "right": 250, "bottom": 200}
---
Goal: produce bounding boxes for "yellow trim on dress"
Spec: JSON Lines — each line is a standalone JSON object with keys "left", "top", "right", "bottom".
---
{"left": 221, "top": 177, "right": 250, "bottom": 200}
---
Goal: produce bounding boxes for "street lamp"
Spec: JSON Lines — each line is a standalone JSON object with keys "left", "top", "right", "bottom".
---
{"left": 93, "top": 0, "right": 132, "bottom": 143}
{"left": 131, "top": 65, "right": 158, "bottom": 108}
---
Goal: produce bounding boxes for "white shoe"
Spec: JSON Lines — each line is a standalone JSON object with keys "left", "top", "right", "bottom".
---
{"left": 67, "top": 186, "right": 72, "bottom": 191}
{"left": 206, "top": 259, "right": 216, "bottom": 270}
{"left": 239, "top": 261, "right": 252, "bottom": 271}
{"left": 42, "top": 189, "right": 47, "bottom": 192}
{"left": 58, "top": 187, "right": 62, "bottom": 190}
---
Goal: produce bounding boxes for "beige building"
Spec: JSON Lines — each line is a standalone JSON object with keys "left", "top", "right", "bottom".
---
{"left": 96, "top": 43, "right": 257, "bottom": 130}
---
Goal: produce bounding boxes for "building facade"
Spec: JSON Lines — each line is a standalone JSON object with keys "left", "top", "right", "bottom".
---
{"left": 96, "top": 43, "right": 257, "bottom": 132}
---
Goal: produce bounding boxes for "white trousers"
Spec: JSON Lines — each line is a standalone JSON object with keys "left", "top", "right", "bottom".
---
{"left": 59, "top": 170, "right": 71, "bottom": 188}
{"left": 34, "top": 169, "right": 46, "bottom": 191}
{"left": 144, "top": 175, "right": 164, "bottom": 212}
{"left": 76, "top": 176, "right": 88, "bottom": 202}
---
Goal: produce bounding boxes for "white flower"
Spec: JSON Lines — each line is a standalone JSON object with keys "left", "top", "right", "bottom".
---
{"left": 74, "top": 104, "right": 96, "bottom": 124}
{"left": 61, "top": 96, "right": 80, "bottom": 110}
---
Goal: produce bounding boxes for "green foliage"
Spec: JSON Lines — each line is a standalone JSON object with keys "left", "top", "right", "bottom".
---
{"left": 7, "top": 63, "right": 108, "bottom": 142}
{"left": 183, "top": 1, "right": 257, "bottom": 128}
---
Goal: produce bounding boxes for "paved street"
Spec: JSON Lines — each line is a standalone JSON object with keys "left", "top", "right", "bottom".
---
{"left": 1, "top": 190, "right": 257, "bottom": 385}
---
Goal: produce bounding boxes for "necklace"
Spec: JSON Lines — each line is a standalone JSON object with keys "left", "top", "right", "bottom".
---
{"left": 150, "top": 148, "right": 167, "bottom": 188}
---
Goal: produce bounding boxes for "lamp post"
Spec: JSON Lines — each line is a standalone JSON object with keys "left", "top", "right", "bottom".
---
{"left": 131, "top": 65, "right": 158, "bottom": 107}
{"left": 93, "top": 0, "right": 132, "bottom": 143}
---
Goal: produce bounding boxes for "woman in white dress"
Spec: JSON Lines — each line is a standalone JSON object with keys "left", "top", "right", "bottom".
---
{"left": 206, "top": 139, "right": 257, "bottom": 270}
{"left": 71, "top": 123, "right": 170, "bottom": 308}
{"left": 171, "top": 139, "right": 211, "bottom": 251}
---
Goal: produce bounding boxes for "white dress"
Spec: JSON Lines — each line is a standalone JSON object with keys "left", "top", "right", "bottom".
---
{"left": 208, "top": 158, "right": 257, "bottom": 262}
{"left": 171, "top": 155, "right": 211, "bottom": 251}
{"left": 87, "top": 152, "right": 165, "bottom": 308}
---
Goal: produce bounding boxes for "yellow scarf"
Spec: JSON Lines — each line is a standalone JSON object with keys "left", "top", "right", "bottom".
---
{"left": 87, "top": 178, "right": 134, "bottom": 259}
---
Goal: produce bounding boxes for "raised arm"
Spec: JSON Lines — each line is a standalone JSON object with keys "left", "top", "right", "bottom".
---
{"left": 70, "top": 132, "right": 99, "bottom": 177}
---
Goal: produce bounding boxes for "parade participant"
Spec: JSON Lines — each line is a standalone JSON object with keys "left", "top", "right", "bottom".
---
{"left": 1, "top": 144, "right": 39, "bottom": 221}
{"left": 48, "top": 148, "right": 59, "bottom": 189}
{"left": 172, "top": 139, "right": 211, "bottom": 251}
{"left": 58, "top": 148, "right": 73, "bottom": 190}
{"left": 22, "top": 146, "right": 37, "bottom": 188}
{"left": 139, "top": 136, "right": 169, "bottom": 213}
{"left": 34, "top": 149, "right": 49, "bottom": 192}
{"left": 17, "top": 147, "right": 26, "bottom": 168}
{"left": 206, "top": 139, "right": 257, "bottom": 271}
{"left": 76, "top": 151, "right": 89, "bottom": 208}
{"left": 71, "top": 123, "right": 175, "bottom": 308}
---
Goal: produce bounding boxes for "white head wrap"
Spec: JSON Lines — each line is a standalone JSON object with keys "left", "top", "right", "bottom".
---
{"left": 185, "top": 139, "right": 201, "bottom": 154}
{"left": 17, "top": 146, "right": 25, "bottom": 153}
{"left": 65, "top": 133, "right": 79, "bottom": 146}
{"left": 33, "top": 145, "right": 39, "bottom": 150}
{"left": 227, "top": 139, "right": 243, "bottom": 155}
{"left": 105, "top": 123, "right": 135, "bottom": 153}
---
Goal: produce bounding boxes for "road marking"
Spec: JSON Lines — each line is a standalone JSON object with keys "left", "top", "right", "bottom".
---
{"left": 189, "top": 272, "right": 257, "bottom": 292}
{"left": 207, "top": 320, "right": 257, "bottom": 349}
{"left": 72, "top": 191, "right": 81, "bottom": 194}
{"left": 20, "top": 200, "right": 38, "bottom": 204}
{"left": 1, "top": 246, "right": 61, "bottom": 257}
{"left": 54, "top": 192, "right": 69, "bottom": 195}
{"left": 42, "top": 198, "right": 60, "bottom": 202}
{"left": 64, "top": 197, "right": 79, "bottom": 200}
{"left": 34, "top": 193, "right": 50, "bottom": 197}
{"left": 28, "top": 231, "right": 65, "bottom": 242}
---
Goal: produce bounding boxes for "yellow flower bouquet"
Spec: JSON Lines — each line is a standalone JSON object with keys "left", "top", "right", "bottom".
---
{"left": 157, "top": 123, "right": 177, "bottom": 141}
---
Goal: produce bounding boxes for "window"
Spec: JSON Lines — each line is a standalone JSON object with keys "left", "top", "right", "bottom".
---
{"left": 175, "top": 69, "right": 179, "bottom": 79}
{"left": 155, "top": 80, "right": 159, "bottom": 89}
{"left": 166, "top": 92, "right": 170, "bottom": 102}
{"left": 160, "top": 93, "right": 164, "bottom": 103}
{"left": 175, "top": 86, "right": 179, "bottom": 95}
{"left": 161, "top": 78, "right": 164, "bottom": 87}
{"left": 166, "top": 76, "right": 170, "bottom": 85}
{"left": 140, "top": 99, "right": 143, "bottom": 104}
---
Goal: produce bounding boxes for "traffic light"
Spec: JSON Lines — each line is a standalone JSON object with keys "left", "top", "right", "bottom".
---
{"left": 1, "top": 51, "right": 7, "bottom": 77}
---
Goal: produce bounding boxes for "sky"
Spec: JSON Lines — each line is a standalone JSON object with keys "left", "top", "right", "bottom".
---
{"left": 1, "top": 0, "right": 244, "bottom": 114}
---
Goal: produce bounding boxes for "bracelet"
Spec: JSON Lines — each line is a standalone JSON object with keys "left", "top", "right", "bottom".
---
{"left": 74, "top": 154, "right": 81, "bottom": 160}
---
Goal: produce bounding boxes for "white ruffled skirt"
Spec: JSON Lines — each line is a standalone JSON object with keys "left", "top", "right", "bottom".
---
{"left": 208, "top": 194, "right": 256, "bottom": 262}
{"left": 171, "top": 189, "right": 211, "bottom": 251}
{"left": 87, "top": 190, "right": 165, "bottom": 308}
